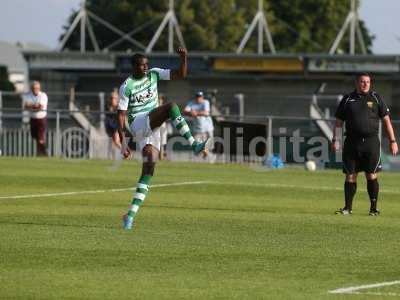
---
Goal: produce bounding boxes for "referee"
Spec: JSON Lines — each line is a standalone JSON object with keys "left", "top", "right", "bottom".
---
{"left": 332, "top": 73, "right": 398, "bottom": 216}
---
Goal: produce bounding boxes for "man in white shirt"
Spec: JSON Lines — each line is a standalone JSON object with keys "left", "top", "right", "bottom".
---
{"left": 23, "top": 81, "right": 48, "bottom": 156}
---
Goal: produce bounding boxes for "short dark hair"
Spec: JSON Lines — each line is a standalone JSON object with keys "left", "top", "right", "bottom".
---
{"left": 355, "top": 72, "right": 371, "bottom": 81}
{"left": 131, "top": 53, "right": 147, "bottom": 66}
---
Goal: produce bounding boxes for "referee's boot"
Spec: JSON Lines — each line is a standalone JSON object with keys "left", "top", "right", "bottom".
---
{"left": 335, "top": 207, "right": 352, "bottom": 215}
{"left": 368, "top": 208, "right": 380, "bottom": 216}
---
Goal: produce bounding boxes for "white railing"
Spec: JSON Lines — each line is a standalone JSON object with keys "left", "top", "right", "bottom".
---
{"left": 0, "top": 122, "right": 111, "bottom": 159}
{"left": 1, "top": 128, "right": 40, "bottom": 157}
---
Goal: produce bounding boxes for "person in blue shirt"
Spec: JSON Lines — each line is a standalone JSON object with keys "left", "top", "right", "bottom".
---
{"left": 183, "top": 91, "right": 214, "bottom": 144}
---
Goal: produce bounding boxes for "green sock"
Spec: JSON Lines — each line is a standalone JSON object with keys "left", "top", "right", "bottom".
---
{"left": 127, "top": 174, "right": 152, "bottom": 218}
{"left": 169, "top": 104, "right": 196, "bottom": 146}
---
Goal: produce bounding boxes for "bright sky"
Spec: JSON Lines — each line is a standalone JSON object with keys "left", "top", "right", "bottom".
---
{"left": 0, "top": 0, "right": 399, "bottom": 54}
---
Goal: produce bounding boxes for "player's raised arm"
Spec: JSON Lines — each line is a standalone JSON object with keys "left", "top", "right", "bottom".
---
{"left": 171, "top": 47, "right": 187, "bottom": 80}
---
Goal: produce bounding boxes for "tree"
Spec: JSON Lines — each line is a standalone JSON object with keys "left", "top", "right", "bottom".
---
{"left": 264, "top": 0, "right": 373, "bottom": 53}
{"left": 59, "top": 0, "right": 373, "bottom": 53}
{"left": 178, "top": 0, "right": 246, "bottom": 52}
{"left": 235, "top": 0, "right": 278, "bottom": 53}
{"left": 60, "top": 1, "right": 167, "bottom": 51}
{"left": 60, "top": 0, "right": 245, "bottom": 52}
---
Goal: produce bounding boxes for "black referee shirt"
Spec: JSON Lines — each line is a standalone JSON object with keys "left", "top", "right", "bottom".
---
{"left": 335, "top": 90, "right": 390, "bottom": 138}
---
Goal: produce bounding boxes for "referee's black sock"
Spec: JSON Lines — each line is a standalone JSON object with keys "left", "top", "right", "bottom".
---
{"left": 344, "top": 182, "right": 357, "bottom": 210}
{"left": 367, "top": 179, "right": 379, "bottom": 211}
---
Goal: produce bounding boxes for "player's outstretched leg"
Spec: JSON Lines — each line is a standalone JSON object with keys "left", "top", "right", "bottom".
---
{"left": 123, "top": 145, "right": 156, "bottom": 230}
{"left": 169, "top": 104, "right": 208, "bottom": 155}
{"left": 149, "top": 102, "right": 208, "bottom": 155}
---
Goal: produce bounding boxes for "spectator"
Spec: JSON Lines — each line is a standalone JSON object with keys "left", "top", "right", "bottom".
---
{"left": 183, "top": 91, "right": 214, "bottom": 143}
{"left": 22, "top": 81, "right": 48, "bottom": 156}
{"left": 105, "top": 90, "right": 121, "bottom": 158}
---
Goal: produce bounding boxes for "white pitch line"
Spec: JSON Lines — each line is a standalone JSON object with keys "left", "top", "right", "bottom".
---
{"left": 351, "top": 291, "right": 400, "bottom": 297}
{"left": 0, "top": 181, "right": 208, "bottom": 200}
{"left": 2, "top": 180, "right": 400, "bottom": 200}
{"left": 210, "top": 181, "right": 400, "bottom": 194}
{"left": 215, "top": 182, "right": 343, "bottom": 191}
{"left": 328, "top": 280, "right": 400, "bottom": 295}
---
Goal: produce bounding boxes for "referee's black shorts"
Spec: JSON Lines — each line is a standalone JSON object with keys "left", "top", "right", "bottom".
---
{"left": 342, "top": 135, "right": 382, "bottom": 174}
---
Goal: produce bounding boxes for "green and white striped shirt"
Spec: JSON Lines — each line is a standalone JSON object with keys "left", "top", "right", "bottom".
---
{"left": 118, "top": 68, "right": 170, "bottom": 124}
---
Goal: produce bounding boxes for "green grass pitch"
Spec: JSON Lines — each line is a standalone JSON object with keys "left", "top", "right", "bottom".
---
{"left": 1, "top": 157, "right": 400, "bottom": 299}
